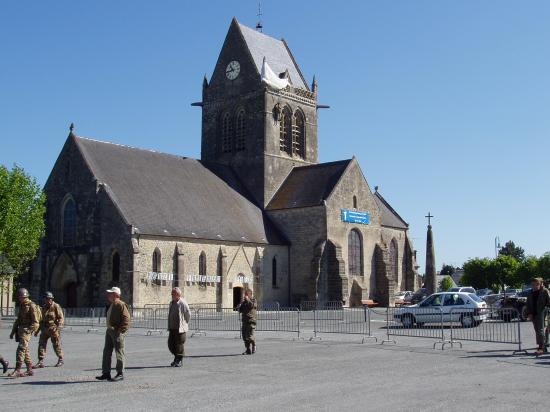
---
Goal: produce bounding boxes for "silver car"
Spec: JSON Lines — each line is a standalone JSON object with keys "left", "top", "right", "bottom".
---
{"left": 394, "top": 292, "right": 487, "bottom": 328}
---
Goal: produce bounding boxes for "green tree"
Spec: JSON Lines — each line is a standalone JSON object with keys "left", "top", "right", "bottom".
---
{"left": 516, "top": 256, "right": 539, "bottom": 286}
{"left": 440, "top": 264, "right": 455, "bottom": 278}
{"left": 0, "top": 164, "right": 46, "bottom": 281}
{"left": 440, "top": 276, "right": 454, "bottom": 291}
{"left": 538, "top": 252, "right": 550, "bottom": 281}
{"left": 489, "top": 255, "right": 521, "bottom": 289}
{"left": 499, "top": 240, "right": 525, "bottom": 262}
{"left": 461, "top": 258, "right": 492, "bottom": 289}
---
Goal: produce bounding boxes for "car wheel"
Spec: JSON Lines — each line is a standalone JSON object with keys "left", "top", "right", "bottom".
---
{"left": 401, "top": 314, "right": 415, "bottom": 328}
{"left": 461, "top": 314, "right": 474, "bottom": 328}
{"left": 520, "top": 305, "right": 529, "bottom": 322}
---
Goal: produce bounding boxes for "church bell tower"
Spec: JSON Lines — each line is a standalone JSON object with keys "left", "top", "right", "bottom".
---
{"left": 200, "top": 18, "right": 319, "bottom": 208}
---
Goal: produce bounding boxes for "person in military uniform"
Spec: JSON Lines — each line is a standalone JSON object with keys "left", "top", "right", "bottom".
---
{"left": 96, "top": 287, "right": 130, "bottom": 382}
{"left": 237, "top": 288, "right": 257, "bottom": 355}
{"left": 34, "top": 291, "right": 64, "bottom": 368}
{"left": 8, "top": 288, "right": 40, "bottom": 377}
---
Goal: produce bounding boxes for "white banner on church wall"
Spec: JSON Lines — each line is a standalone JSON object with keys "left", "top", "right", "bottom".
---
{"left": 147, "top": 272, "right": 174, "bottom": 281}
{"left": 186, "top": 275, "right": 221, "bottom": 283}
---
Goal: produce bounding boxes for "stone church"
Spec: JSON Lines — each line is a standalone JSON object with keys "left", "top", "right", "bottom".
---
{"left": 27, "top": 18, "right": 418, "bottom": 308}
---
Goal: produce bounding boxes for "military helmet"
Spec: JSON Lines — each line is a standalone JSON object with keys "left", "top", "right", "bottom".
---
{"left": 44, "top": 291, "right": 54, "bottom": 299}
{"left": 17, "top": 288, "right": 29, "bottom": 298}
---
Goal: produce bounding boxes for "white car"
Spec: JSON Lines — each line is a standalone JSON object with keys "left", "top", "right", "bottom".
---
{"left": 394, "top": 292, "right": 487, "bottom": 328}
{"left": 448, "top": 287, "right": 476, "bottom": 294}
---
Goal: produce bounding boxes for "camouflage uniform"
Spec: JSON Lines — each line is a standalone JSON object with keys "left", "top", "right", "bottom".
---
{"left": 238, "top": 298, "right": 257, "bottom": 354}
{"left": 9, "top": 298, "right": 40, "bottom": 376}
{"left": 37, "top": 301, "right": 64, "bottom": 364}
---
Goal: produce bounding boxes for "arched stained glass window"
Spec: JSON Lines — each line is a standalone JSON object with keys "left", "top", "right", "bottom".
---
{"left": 348, "top": 229, "right": 363, "bottom": 277}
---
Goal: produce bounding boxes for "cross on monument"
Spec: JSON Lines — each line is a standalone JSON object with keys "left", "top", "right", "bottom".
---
{"left": 425, "top": 212, "right": 434, "bottom": 226}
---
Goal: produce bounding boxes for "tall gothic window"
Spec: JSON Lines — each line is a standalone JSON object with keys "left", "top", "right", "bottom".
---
{"left": 112, "top": 252, "right": 120, "bottom": 283}
{"left": 353, "top": 195, "right": 358, "bottom": 209}
{"left": 199, "top": 251, "right": 207, "bottom": 287}
{"left": 348, "top": 229, "right": 363, "bottom": 277}
{"left": 292, "top": 110, "right": 305, "bottom": 158}
{"left": 279, "top": 106, "right": 292, "bottom": 155}
{"left": 390, "top": 239, "right": 399, "bottom": 282}
{"left": 272, "top": 257, "right": 278, "bottom": 288}
{"left": 235, "top": 109, "right": 246, "bottom": 151}
{"left": 221, "top": 112, "right": 233, "bottom": 153}
{"left": 62, "top": 197, "right": 77, "bottom": 246}
{"left": 152, "top": 248, "right": 163, "bottom": 285}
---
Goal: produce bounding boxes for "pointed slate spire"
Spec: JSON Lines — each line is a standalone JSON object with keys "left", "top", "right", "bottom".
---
{"left": 424, "top": 212, "right": 437, "bottom": 295}
{"left": 311, "top": 75, "right": 317, "bottom": 94}
{"left": 69, "top": 123, "right": 75, "bottom": 137}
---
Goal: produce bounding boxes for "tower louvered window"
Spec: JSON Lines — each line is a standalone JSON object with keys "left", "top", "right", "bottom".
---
{"left": 292, "top": 110, "right": 305, "bottom": 158}
{"left": 221, "top": 113, "right": 233, "bottom": 153}
{"left": 235, "top": 110, "right": 246, "bottom": 151}
{"left": 279, "top": 106, "right": 292, "bottom": 155}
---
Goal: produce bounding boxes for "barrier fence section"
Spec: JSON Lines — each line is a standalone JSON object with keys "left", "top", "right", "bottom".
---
{"left": 312, "top": 306, "right": 377, "bottom": 343}
{"left": 383, "top": 305, "right": 527, "bottom": 353}
{"left": 447, "top": 307, "right": 526, "bottom": 354}
{"left": 383, "top": 306, "right": 446, "bottom": 348}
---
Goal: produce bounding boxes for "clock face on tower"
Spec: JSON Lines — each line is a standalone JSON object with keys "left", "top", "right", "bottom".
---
{"left": 225, "top": 60, "right": 240, "bottom": 80}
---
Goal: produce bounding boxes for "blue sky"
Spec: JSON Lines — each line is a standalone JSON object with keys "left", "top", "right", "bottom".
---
{"left": 1, "top": 1, "right": 549, "bottom": 271}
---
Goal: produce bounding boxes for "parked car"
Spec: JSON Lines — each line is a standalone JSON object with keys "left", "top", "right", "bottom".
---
{"left": 394, "top": 291, "right": 413, "bottom": 305}
{"left": 448, "top": 287, "right": 476, "bottom": 294}
{"left": 476, "top": 288, "right": 494, "bottom": 297}
{"left": 409, "top": 288, "right": 429, "bottom": 304}
{"left": 495, "top": 288, "right": 531, "bottom": 322}
{"left": 394, "top": 292, "right": 488, "bottom": 328}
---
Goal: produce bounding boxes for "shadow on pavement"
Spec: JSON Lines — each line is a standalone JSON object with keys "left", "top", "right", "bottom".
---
{"left": 3, "top": 380, "right": 97, "bottom": 385}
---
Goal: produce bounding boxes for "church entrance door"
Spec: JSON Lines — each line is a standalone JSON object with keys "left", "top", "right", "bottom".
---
{"left": 233, "top": 287, "right": 243, "bottom": 309}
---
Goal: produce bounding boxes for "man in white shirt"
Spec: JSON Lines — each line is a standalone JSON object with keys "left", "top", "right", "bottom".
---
{"left": 167, "top": 287, "right": 190, "bottom": 367}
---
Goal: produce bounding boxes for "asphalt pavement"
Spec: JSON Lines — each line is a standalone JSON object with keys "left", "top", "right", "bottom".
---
{"left": 0, "top": 321, "right": 548, "bottom": 411}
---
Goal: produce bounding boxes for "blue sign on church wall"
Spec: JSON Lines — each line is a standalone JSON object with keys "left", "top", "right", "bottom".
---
{"left": 341, "top": 209, "right": 370, "bottom": 225}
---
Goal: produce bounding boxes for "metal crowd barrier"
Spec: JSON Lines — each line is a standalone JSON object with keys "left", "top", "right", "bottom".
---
{"left": 382, "top": 305, "right": 527, "bottom": 352}
{"left": 63, "top": 307, "right": 101, "bottom": 332}
{"left": 446, "top": 307, "right": 526, "bottom": 354}
{"left": 383, "top": 306, "right": 446, "bottom": 348}
{"left": 311, "top": 306, "right": 377, "bottom": 343}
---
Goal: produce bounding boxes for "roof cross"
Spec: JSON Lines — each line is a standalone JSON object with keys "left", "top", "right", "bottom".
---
{"left": 425, "top": 212, "right": 434, "bottom": 226}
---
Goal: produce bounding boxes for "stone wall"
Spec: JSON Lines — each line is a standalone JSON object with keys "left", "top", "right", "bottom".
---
{"left": 131, "top": 236, "right": 288, "bottom": 307}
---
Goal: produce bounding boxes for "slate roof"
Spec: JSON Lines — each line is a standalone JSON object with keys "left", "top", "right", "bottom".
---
{"left": 374, "top": 191, "right": 409, "bottom": 230}
{"left": 237, "top": 20, "right": 308, "bottom": 90}
{"left": 267, "top": 160, "right": 352, "bottom": 210}
{"left": 73, "top": 136, "right": 285, "bottom": 245}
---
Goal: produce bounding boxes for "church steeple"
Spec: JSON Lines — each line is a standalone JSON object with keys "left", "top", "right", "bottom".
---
{"left": 199, "top": 19, "right": 319, "bottom": 207}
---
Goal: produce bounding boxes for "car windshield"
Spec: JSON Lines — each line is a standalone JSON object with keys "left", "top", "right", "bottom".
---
{"left": 468, "top": 293, "right": 483, "bottom": 302}
{"left": 448, "top": 288, "right": 460, "bottom": 292}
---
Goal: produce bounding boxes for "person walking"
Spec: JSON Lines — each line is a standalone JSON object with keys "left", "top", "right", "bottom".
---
{"left": 237, "top": 288, "right": 257, "bottom": 355}
{"left": 96, "top": 287, "right": 130, "bottom": 381}
{"left": 8, "top": 288, "right": 40, "bottom": 377}
{"left": 34, "top": 291, "right": 64, "bottom": 368}
{"left": 167, "top": 287, "right": 190, "bottom": 367}
{"left": 526, "top": 277, "right": 550, "bottom": 356}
